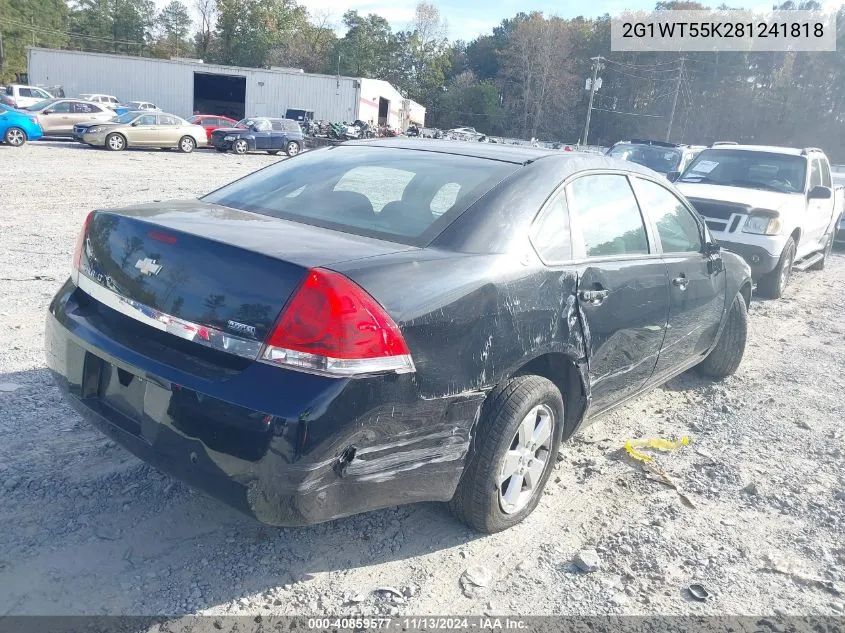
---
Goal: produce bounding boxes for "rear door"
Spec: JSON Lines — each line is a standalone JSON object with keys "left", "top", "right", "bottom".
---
{"left": 156, "top": 114, "right": 181, "bottom": 145}
{"left": 631, "top": 177, "right": 724, "bottom": 379}
{"left": 563, "top": 173, "right": 670, "bottom": 414}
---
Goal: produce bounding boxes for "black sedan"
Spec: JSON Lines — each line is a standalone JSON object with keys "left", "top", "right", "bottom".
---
{"left": 210, "top": 117, "right": 303, "bottom": 156}
{"left": 46, "top": 140, "right": 751, "bottom": 533}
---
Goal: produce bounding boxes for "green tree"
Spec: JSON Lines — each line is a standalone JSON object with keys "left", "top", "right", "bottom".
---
{"left": 334, "top": 10, "right": 400, "bottom": 79}
{"left": 0, "top": 0, "right": 68, "bottom": 81}
{"left": 156, "top": 0, "right": 192, "bottom": 55}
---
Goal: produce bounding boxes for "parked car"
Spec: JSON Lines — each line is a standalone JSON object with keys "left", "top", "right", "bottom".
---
{"left": 0, "top": 103, "right": 43, "bottom": 146}
{"left": 80, "top": 111, "right": 206, "bottom": 152}
{"left": 187, "top": 114, "right": 239, "bottom": 142}
{"left": 47, "top": 140, "right": 751, "bottom": 533}
{"left": 210, "top": 117, "right": 303, "bottom": 156}
{"left": 123, "top": 101, "right": 160, "bottom": 111}
{"left": 677, "top": 145, "right": 843, "bottom": 298}
{"left": 3, "top": 84, "right": 53, "bottom": 108}
{"left": 285, "top": 108, "right": 314, "bottom": 123}
{"left": 607, "top": 139, "right": 703, "bottom": 179}
{"left": 25, "top": 98, "right": 114, "bottom": 137}
{"left": 448, "top": 126, "right": 483, "bottom": 141}
{"left": 832, "top": 165, "right": 845, "bottom": 247}
{"left": 73, "top": 114, "right": 124, "bottom": 141}
{"left": 79, "top": 93, "right": 130, "bottom": 115}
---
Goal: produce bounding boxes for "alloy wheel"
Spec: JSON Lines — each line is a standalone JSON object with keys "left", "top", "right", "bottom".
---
{"left": 234, "top": 139, "right": 248, "bottom": 154}
{"left": 6, "top": 128, "right": 25, "bottom": 147}
{"left": 287, "top": 141, "right": 300, "bottom": 156}
{"left": 107, "top": 134, "right": 125, "bottom": 151}
{"left": 498, "top": 404, "right": 554, "bottom": 514}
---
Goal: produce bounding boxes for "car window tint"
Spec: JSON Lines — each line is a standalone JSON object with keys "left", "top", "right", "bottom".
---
{"left": 632, "top": 178, "right": 702, "bottom": 253}
{"left": 810, "top": 159, "right": 822, "bottom": 188}
{"left": 335, "top": 166, "right": 415, "bottom": 213}
{"left": 430, "top": 182, "right": 461, "bottom": 216}
{"left": 158, "top": 115, "right": 178, "bottom": 125}
{"left": 567, "top": 174, "right": 649, "bottom": 258}
{"left": 50, "top": 101, "right": 72, "bottom": 113}
{"left": 137, "top": 115, "right": 157, "bottom": 125}
{"left": 19, "top": 88, "right": 32, "bottom": 97}
{"left": 71, "top": 102, "right": 93, "bottom": 113}
{"left": 202, "top": 146, "right": 518, "bottom": 244}
{"left": 532, "top": 191, "right": 571, "bottom": 262}
{"left": 820, "top": 160, "right": 832, "bottom": 188}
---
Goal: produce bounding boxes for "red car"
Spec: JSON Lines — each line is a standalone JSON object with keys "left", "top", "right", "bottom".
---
{"left": 188, "top": 114, "right": 239, "bottom": 142}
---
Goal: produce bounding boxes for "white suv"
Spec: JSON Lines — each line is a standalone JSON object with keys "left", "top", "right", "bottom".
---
{"left": 3, "top": 84, "right": 53, "bottom": 108}
{"left": 677, "top": 145, "right": 842, "bottom": 298}
{"left": 79, "top": 94, "right": 122, "bottom": 108}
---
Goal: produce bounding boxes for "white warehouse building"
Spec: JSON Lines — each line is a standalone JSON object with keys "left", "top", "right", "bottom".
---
{"left": 27, "top": 47, "right": 425, "bottom": 130}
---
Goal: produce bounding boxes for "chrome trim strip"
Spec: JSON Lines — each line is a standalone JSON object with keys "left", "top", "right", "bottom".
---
{"left": 76, "top": 273, "right": 263, "bottom": 360}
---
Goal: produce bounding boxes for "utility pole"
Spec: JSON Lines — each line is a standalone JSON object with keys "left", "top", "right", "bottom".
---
{"left": 582, "top": 56, "right": 602, "bottom": 147}
{"left": 666, "top": 56, "right": 685, "bottom": 142}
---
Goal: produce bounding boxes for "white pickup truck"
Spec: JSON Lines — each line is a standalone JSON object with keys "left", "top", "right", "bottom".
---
{"left": 676, "top": 145, "right": 843, "bottom": 298}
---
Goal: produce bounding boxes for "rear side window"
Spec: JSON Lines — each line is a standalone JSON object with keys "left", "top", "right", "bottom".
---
{"left": 19, "top": 88, "right": 32, "bottom": 97}
{"left": 632, "top": 178, "right": 702, "bottom": 253}
{"left": 566, "top": 174, "right": 649, "bottom": 258}
{"left": 202, "top": 146, "right": 518, "bottom": 245}
{"left": 531, "top": 191, "right": 571, "bottom": 262}
{"left": 810, "top": 159, "right": 822, "bottom": 188}
{"left": 158, "top": 115, "right": 179, "bottom": 125}
{"left": 820, "top": 159, "right": 832, "bottom": 187}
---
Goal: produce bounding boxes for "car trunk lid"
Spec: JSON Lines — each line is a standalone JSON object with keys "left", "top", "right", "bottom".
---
{"left": 77, "top": 201, "right": 415, "bottom": 344}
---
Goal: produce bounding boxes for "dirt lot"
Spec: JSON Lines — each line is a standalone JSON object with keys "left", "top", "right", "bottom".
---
{"left": 1, "top": 142, "right": 844, "bottom": 619}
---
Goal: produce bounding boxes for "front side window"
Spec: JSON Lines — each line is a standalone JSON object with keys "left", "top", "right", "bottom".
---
{"left": 809, "top": 159, "right": 822, "bottom": 189}
{"left": 632, "top": 178, "right": 702, "bottom": 253}
{"left": 46, "top": 101, "right": 71, "bottom": 113}
{"left": 820, "top": 160, "right": 832, "bottom": 187}
{"left": 567, "top": 174, "right": 650, "bottom": 258}
{"left": 136, "top": 115, "right": 157, "bottom": 126}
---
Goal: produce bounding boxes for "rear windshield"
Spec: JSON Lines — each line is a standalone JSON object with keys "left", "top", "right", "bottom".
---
{"left": 202, "top": 146, "right": 519, "bottom": 245}
{"left": 609, "top": 144, "right": 682, "bottom": 173}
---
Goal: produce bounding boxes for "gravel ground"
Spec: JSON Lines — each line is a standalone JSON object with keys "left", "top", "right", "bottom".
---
{"left": 1, "top": 142, "right": 844, "bottom": 619}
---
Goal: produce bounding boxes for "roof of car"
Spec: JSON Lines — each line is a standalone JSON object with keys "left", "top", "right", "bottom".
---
{"left": 341, "top": 139, "right": 664, "bottom": 177}
{"left": 705, "top": 144, "right": 808, "bottom": 156}
{"left": 344, "top": 138, "right": 562, "bottom": 164}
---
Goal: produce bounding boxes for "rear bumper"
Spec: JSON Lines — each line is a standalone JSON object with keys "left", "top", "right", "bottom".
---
{"left": 716, "top": 239, "right": 780, "bottom": 276}
{"left": 46, "top": 280, "right": 482, "bottom": 526}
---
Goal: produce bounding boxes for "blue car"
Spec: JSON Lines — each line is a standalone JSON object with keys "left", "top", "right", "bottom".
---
{"left": 0, "top": 103, "right": 43, "bottom": 146}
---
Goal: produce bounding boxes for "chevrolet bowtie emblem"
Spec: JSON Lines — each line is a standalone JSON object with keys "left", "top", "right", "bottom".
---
{"left": 135, "top": 257, "right": 163, "bottom": 276}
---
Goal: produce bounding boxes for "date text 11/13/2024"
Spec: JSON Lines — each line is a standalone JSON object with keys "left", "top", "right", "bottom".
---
{"left": 307, "top": 617, "right": 529, "bottom": 630}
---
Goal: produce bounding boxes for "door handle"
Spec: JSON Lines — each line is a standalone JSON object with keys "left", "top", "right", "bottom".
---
{"left": 579, "top": 289, "right": 610, "bottom": 304}
{"left": 672, "top": 275, "right": 689, "bottom": 289}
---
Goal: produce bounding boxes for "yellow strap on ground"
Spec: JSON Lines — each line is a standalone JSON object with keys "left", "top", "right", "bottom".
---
{"left": 624, "top": 436, "right": 690, "bottom": 463}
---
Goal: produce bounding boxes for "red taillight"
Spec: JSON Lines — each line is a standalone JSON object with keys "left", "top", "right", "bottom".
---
{"left": 261, "top": 268, "right": 414, "bottom": 377}
{"left": 71, "top": 211, "right": 94, "bottom": 282}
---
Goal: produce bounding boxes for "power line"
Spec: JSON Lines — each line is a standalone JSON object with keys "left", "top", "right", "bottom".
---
{"left": 591, "top": 107, "right": 663, "bottom": 118}
{"left": 1, "top": 16, "right": 148, "bottom": 48}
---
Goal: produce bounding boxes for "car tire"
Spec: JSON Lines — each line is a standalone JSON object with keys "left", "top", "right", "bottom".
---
{"left": 810, "top": 232, "right": 834, "bottom": 271}
{"left": 105, "top": 132, "right": 126, "bottom": 152}
{"left": 4, "top": 126, "right": 27, "bottom": 147}
{"left": 178, "top": 136, "right": 196, "bottom": 153}
{"left": 757, "top": 237, "right": 796, "bottom": 299}
{"left": 233, "top": 139, "right": 248, "bottom": 155}
{"left": 695, "top": 292, "right": 748, "bottom": 379}
{"left": 449, "top": 375, "right": 563, "bottom": 534}
{"left": 285, "top": 141, "right": 301, "bottom": 157}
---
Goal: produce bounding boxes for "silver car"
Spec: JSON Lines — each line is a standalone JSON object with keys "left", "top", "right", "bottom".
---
{"left": 82, "top": 111, "right": 207, "bottom": 152}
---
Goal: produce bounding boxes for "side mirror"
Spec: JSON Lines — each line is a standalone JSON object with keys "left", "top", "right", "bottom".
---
{"left": 131, "top": 120, "right": 140, "bottom": 126}
{"left": 808, "top": 185, "right": 832, "bottom": 200}
{"left": 42, "top": 109, "right": 52, "bottom": 115}
{"left": 704, "top": 241, "right": 721, "bottom": 256}
{"left": 666, "top": 170, "right": 681, "bottom": 182}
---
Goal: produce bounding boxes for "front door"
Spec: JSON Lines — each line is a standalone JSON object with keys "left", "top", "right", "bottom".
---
{"left": 40, "top": 100, "right": 73, "bottom": 134}
{"left": 566, "top": 173, "right": 670, "bottom": 414}
{"left": 124, "top": 114, "right": 159, "bottom": 146}
{"left": 631, "top": 176, "right": 725, "bottom": 379}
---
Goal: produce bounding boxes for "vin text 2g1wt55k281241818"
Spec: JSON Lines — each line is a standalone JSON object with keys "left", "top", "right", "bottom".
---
{"left": 45, "top": 140, "right": 751, "bottom": 533}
